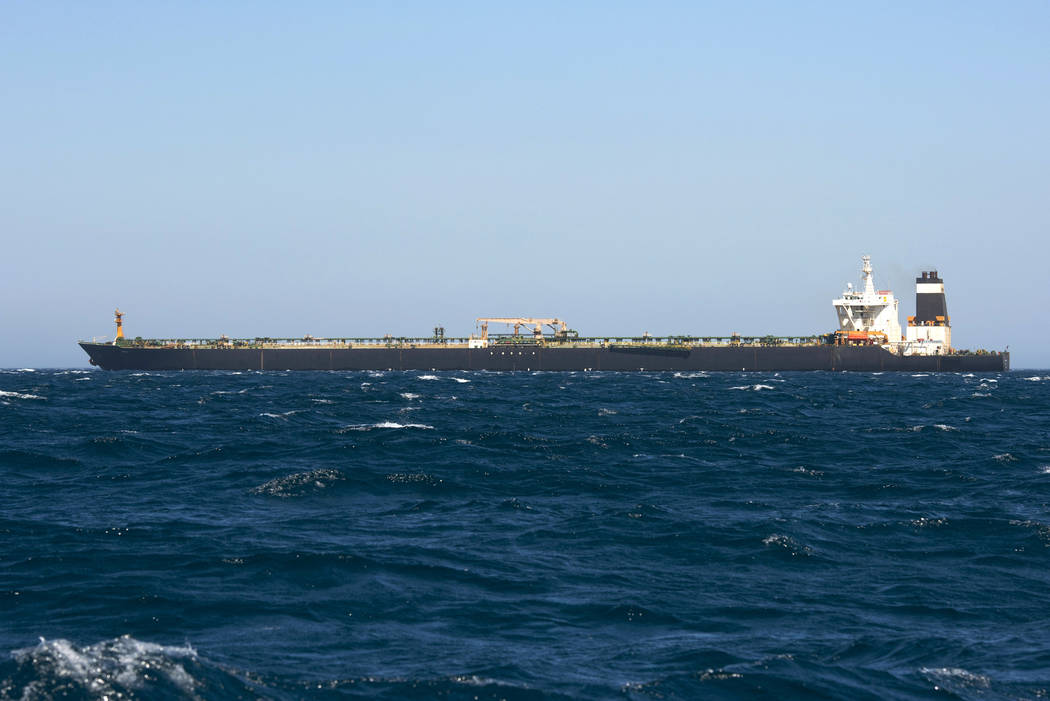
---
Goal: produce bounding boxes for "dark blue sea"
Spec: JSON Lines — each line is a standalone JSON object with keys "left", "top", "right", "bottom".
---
{"left": 2, "top": 369, "right": 1050, "bottom": 700}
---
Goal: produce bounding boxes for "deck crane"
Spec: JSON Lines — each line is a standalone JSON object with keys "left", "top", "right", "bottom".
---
{"left": 476, "top": 318, "right": 568, "bottom": 341}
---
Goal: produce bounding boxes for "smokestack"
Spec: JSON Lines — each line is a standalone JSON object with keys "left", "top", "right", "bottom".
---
{"left": 914, "top": 270, "right": 947, "bottom": 323}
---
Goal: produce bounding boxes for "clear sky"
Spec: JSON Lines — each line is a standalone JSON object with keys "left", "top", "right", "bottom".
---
{"left": 2, "top": 2, "right": 1047, "bottom": 367}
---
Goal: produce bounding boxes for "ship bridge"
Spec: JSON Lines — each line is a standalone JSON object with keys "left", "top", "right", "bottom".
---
{"left": 833, "top": 256, "right": 901, "bottom": 345}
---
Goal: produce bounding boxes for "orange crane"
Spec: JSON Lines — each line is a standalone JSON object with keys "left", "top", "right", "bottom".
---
{"left": 476, "top": 317, "right": 567, "bottom": 340}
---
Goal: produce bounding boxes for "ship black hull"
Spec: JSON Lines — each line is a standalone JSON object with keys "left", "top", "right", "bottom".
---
{"left": 79, "top": 343, "right": 1009, "bottom": 373}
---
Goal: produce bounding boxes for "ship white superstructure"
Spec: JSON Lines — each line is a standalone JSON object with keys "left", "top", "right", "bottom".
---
{"left": 832, "top": 256, "right": 901, "bottom": 346}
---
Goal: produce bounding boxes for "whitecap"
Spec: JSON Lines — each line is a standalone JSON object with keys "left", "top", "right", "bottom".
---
{"left": 920, "top": 667, "right": 991, "bottom": 690}
{"left": 993, "top": 453, "right": 1018, "bottom": 462}
{"left": 11, "top": 635, "right": 197, "bottom": 697}
{"left": 598, "top": 408, "right": 618, "bottom": 416}
{"left": 258, "top": 410, "right": 300, "bottom": 419}
{"left": 451, "top": 377, "right": 471, "bottom": 383}
{"left": 417, "top": 374, "right": 439, "bottom": 380}
{"left": 762, "top": 533, "right": 812, "bottom": 555}
{"left": 673, "top": 371, "right": 708, "bottom": 379}
{"left": 339, "top": 421, "right": 434, "bottom": 431}
{"left": 250, "top": 467, "right": 346, "bottom": 497}
{"left": 400, "top": 392, "right": 421, "bottom": 400}
{"left": 386, "top": 472, "right": 439, "bottom": 484}
{"left": 729, "top": 384, "right": 775, "bottom": 391}
{"left": 933, "top": 424, "right": 958, "bottom": 431}
{"left": 910, "top": 517, "right": 948, "bottom": 527}
{"left": 0, "top": 390, "right": 45, "bottom": 400}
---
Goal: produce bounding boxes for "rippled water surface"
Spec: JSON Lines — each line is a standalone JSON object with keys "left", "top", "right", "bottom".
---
{"left": 2, "top": 368, "right": 1050, "bottom": 699}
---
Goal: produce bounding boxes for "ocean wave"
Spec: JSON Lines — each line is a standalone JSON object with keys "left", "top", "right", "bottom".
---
{"left": 0, "top": 390, "right": 45, "bottom": 400}
{"left": 869, "top": 424, "right": 960, "bottom": 433}
{"left": 5, "top": 635, "right": 199, "bottom": 699}
{"left": 249, "top": 467, "right": 346, "bottom": 497}
{"left": 386, "top": 472, "right": 441, "bottom": 485}
{"left": 762, "top": 533, "right": 813, "bottom": 556}
{"left": 400, "top": 392, "right": 421, "bottom": 400}
{"left": 417, "top": 374, "right": 439, "bottom": 380}
{"left": 920, "top": 666, "right": 991, "bottom": 691}
{"left": 258, "top": 410, "right": 301, "bottom": 419}
{"left": 729, "top": 384, "right": 775, "bottom": 391}
{"left": 5, "top": 369, "right": 1050, "bottom": 699}
{"left": 338, "top": 421, "right": 435, "bottom": 432}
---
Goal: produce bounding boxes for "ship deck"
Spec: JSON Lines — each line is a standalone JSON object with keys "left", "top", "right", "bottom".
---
{"left": 84, "top": 334, "right": 831, "bottom": 351}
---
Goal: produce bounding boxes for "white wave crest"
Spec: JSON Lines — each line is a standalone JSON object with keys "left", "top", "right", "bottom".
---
{"left": 417, "top": 375, "right": 439, "bottom": 380}
{"left": 258, "top": 410, "right": 300, "bottom": 419}
{"left": 340, "top": 421, "right": 434, "bottom": 432}
{"left": 0, "top": 390, "right": 45, "bottom": 400}
{"left": 11, "top": 635, "right": 197, "bottom": 697}
{"left": 762, "top": 533, "right": 812, "bottom": 556}
{"left": 400, "top": 392, "right": 421, "bottom": 400}
{"left": 250, "top": 467, "right": 346, "bottom": 497}
{"left": 451, "top": 377, "right": 471, "bottom": 383}
{"left": 921, "top": 666, "right": 991, "bottom": 690}
{"left": 729, "top": 384, "right": 775, "bottom": 391}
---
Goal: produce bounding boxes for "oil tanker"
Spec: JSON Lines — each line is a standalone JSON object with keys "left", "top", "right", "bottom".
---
{"left": 79, "top": 257, "right": 1008, "bottom": 372}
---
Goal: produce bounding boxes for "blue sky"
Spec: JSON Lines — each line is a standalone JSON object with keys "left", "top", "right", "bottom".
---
{"left": 2, "top": 2, "right": 1047, "bottom": 367}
